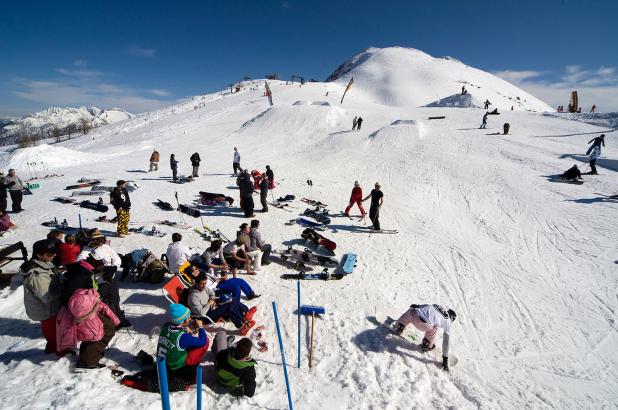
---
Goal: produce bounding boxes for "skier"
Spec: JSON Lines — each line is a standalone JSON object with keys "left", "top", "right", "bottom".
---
{"left": 560, "top": 165, "right": 582, "bottom": 181}
{"left": 233, "top": 147, "right": 242, "bottom": 176}
{"left": 362, "top": 182, "right": 383, "bottom": 230}
{"left": 344, "top": 181, "right": 366, "bottom": 217}
{"left": 586, "top": 134, "right": 605, "bottom": 155}
{"left": 110, "top": 180, "right": 131, "bottom": 238}
{"left": 4, "top": 169, "right": 24, "bottom": 213}
{"left": 214, "top": 332, "right": 257, "bottom": 397}
{"left": 590, "top": 104, "right": 597, "bottom": 113}
{"left": 190, "top": 152, "right": 201, "bottom": 178}
{"left": 483, "top": 99, "right": 491, "bottom": 109}
{"left": 265, "top": 165, "right": 274, "bottom": 189}
{"left": 149, "top": 149, "right": 160, "bottom": 172}
{"left": 503, "top": 123, "right": 510, "bottom": 135}
{"left": 259, "top": 174, "right": 269, "bottom": 212}
{"left": 589, "top": 145, "right": 601, "bottom": 175}
{"left": 480, "top": 112, "right": 488, "bottom": 129}
{"left": 393, "top": 304, "right": 457, "bottom": 371}
{"left": 170, "top": 154, "right": 179, "bottom": 182}
{"left": 352, "top": 116, "right": 358, "bottom": 131}
{"left": 356, "top": 117, "right": 363, "bottom": 131}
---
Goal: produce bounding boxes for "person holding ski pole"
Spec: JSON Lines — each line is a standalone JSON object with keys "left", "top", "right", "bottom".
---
{"left": 362, "top": 182, "right": 383, "bottom": 230}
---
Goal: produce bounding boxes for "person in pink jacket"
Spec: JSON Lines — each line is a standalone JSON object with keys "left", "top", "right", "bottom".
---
{"left": 56, "top": 285, "right": 119, "bottom": 369}
{"left": 344, "top": 181, "right": 366, "bottom": 217}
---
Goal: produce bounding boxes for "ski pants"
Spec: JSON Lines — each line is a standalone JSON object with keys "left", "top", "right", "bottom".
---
{"left": 206, "top": 300, "right": 248, "bottom": 328}
{"left": 184, "top": 340, "right": 210, "bottom": 366}
{"left": 149, "top": 162, "right": 158, "bottom": 171}
{"left": 0, "top": 195, "right": 6, "bottom": 213}
{"left": 369, "top": 204, "right": 380, "bottom": 230}
{"left": 77, "top": 312, "right": 116, "bottom": 367}
{"left": 247, "top": 249, "right": 263, "bottom": 271}
{"left": 9, "top": 190, "right": 22, "bottom": 212}
{"left": 259, "top": 244, "right": 271, "bottom": 264}
{"left": 345, "top": 199, "right": 365, "bottom": 216}
{"left": 260, "top": 192, "right": 268, "bottom": 211}
{"left": 98, "top": 275, "right": 126, "bottom": 323}
{"left": 214, "top": 330, "right": 230, "bottom": 353}
{"left": 233, "top": 162, "right": 242, "bottom": 175}
{"left": 480, "top": 122, "right": 487, "bottom": 129}
{"left": 41, "top": 316, "right": 58, "bottom": 354}
{"left": 116, "top": 208, "right": 130, "bottom": 235}
{"left": 172, "top": 168, "right": 178, "bottom": 182}
{"left": 192, "top": 165, "right": 199, "bottom": 178}
{"left": 242, "top": 195, "right": 254, "bottom": 217}
{"left": 217, "top": 278, "right": 255, "bottom": 301}
{"left": 590, "top": 159, "right": 597, "bottom": 174}
{"left": 396, "top": 308, "right": 438, "bottom": 346}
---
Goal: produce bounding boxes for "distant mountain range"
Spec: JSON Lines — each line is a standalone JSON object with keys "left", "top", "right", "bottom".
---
{"left": 0, "top": 106, "right": 133, "bottom": 145}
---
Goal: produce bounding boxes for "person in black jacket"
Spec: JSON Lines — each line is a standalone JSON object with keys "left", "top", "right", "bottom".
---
{"left": 214, "top": 332, "right": 256, "bottom": 397}
{"left": 356, "top": 117, "right": 363, "bottom": 131}
{"left": 586, "top": 134, "right": 605, "bottom": 155}
{"left": 110, "top": 180, "right": 131, "bottom": 237}
{"left": 265, "top": 165, "right": 274, "bottom": 189}
{"left": 190, "top": 152, "right": 201, "bottom": 178}
{"left": 170, "top": 154, "right": 179, "bottom": 182}
{"left": 0, "top": 172, "right": 8, "bottom": 213}
{"left": 259, "top": 175, "right": 269, "bottom": 212}
{"left": 238, "top": 170, "right": 254, "bottom": 217}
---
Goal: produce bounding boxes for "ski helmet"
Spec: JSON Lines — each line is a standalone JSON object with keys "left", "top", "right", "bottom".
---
{"left": 447, "top": 309, "right": 457, "bottom": 322}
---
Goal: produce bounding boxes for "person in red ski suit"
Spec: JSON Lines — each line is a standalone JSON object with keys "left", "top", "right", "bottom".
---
{"left": 344, "top": 181, "right": 366, "bottom": 217}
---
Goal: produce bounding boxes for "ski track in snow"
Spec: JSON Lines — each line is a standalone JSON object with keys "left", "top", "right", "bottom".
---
{"left": 0, "top": 80, "right": 617, "bottom": 409}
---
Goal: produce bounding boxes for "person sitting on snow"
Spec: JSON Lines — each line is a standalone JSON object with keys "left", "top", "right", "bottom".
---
{"left": 560, "top": 165, "right": 583, "bottom": 181}
{"left": 214, "top": 331, "right": 257, "bottom": 397}
{"left": 166, "top": 233, "right": 194, "bottom": 274}
{"left": 198, "top": 239, "right": 229, "bottom": 275}
{"left": 393, "top": 304, "right": 457, "bottom": 371}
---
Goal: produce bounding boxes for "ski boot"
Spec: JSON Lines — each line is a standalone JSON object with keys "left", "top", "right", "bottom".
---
{"left": 421, "top": 337, "right": 435, "bottom": 352}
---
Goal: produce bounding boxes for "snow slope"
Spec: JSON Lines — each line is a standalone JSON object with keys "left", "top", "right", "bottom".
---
{"left": 327, "top": 47, "right": 554, "bottom": 112}
{"left": 0, "top": 57, "right": 616, "bottom": 409}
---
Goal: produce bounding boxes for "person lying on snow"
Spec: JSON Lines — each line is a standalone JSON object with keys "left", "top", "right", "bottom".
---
{"left": 214, "top": 331, "right": 257, "bottom": 397}
{"left": 187, "top": 272, "right": 256, "bottom": 336}
{"left": 393, "top": 304, "right": 457, "bottom": 371}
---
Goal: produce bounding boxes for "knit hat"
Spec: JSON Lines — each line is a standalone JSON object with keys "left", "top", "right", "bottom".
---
{"left": 168, "top": 303, "right": 191, "bottom": 325}
{"left": 89, "top": 229, "right": 105, "bottom": 241}
{"left": 116, "top": 180, "right": 126, "bottom": 187}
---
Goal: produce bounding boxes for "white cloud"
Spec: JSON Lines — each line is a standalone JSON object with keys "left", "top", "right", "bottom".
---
{"left": 55, "top": 68, "right": 102, "bottom": 78}
{"left": 128, "top": 45, "right": 157, "bottom": 58}
{"left": 149, "top": 88, "right": 171, "bottom": 97}
{"left": 73, "top": 59, "right": 87, "bottom": 67}
{"left": 494, "top": 65, "right": 618, "bottom": 112}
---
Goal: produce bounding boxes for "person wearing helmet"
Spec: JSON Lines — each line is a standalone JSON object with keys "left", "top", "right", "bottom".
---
{"left": 393, "top": 304, "right": 457, "bottom": 371}
{"left": 344, "top": 181, "right": 366, "bottom": 218}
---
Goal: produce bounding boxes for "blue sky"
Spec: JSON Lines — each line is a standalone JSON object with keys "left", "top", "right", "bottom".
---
{"left": 1, "top": 0, "right": 617, "bottom": 116}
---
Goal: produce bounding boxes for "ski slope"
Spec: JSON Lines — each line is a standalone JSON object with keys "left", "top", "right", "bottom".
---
{"left": 0, "top": 51, "right": 617, "bottom": 410}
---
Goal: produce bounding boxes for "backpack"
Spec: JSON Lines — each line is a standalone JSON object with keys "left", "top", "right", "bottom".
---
{"left": 128, "top": 250, "right": 168, "bottom": 283}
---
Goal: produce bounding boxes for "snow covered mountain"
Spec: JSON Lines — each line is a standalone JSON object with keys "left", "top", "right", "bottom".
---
{"left": 326, "top": 46, "right": 554, "bottom": 112}
{"left": 0, "top": 106, "right": 133, "bottom": 145}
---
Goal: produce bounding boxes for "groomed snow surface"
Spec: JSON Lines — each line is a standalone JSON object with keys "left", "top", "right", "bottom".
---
{"left": 0, "top": 71, "right": 617, "bottom": 409}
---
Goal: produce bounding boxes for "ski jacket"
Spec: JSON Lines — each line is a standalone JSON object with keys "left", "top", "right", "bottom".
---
{"left": 215, "top": 348, "right": 257, "bottom": 397}
{"left": 170, "top": 157, "right": 178, "bottom": 170}
{"left": 157, "top": 323, "right": 208, "bottom": 371}
{"left": 57, "top": 243, "right": 81, "bottom": 266}
{"left": 259, "top": 179, "right": 269, "bottom": 194}
{"left": 248, "top": 228, "right": 266, "bottom": 252}
{"left": 589, "top": 146, "right": 601, "bottom": 160}
{"left": 150, "top": 151, "right": 160, "bottom": 162}
{"left": 110, "top": 187, "right": 131, "bottom": 210}
{"left": 238, "top": 176, "right": 254, "bottom": 197}
{"left": 21, "top": 259, "right": 63, "bottom": 321}
{"left": 56, "top": 288, "right": 119, "bottom": 352}
{"left": 166, "top": 242, "right": 193, "bottom": 274}
{"left": 201, "top": 247, "right": 225, "bottom": 267}
{"left": 233, "top": 151, "right": 241, "bottom": 163}
{"left": 266, "top": 168, "right": 274, "bottom": 182}
{"left": 349, "top": 186, "right": 363, "bottom": 202}
{"left": 77, "top": 244, "right": 122, "bottom": 268}
{"left": 190, "top": 153, "right": 201, "bottom": 166}
{"left": 0, "top": 180, "right": 8, "bottom": 198}
{"left": 588, "top": 137, "right": 605, "bottom": 148}
{"left": 3, "top": 174, "right": 24, "bottom": 191}
{"left": 187, "top": 286, "right": 216, "bottom": 317}
{"left": 413, "top": 304, "right": 453, "bottom": 356}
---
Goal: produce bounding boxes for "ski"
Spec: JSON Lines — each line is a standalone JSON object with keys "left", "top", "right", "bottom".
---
{"left": 301, "top": 198, "right": 328, "bottom": 209}
{"left": 285, "top": 217, "right": 327, "bottom": 231}
{"left": 65, "top": 181, "right": 101, "bottom": 190}
{"left": 268, "top": 202, "right": 294, "bottom": 212}
{"left": 302, "top": 208, "right": 332, "bottom": 225}
{"left": 129, "top": 226, "right": 167, "bottom": 237}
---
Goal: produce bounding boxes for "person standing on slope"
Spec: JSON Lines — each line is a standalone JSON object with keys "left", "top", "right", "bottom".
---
{"left": 170, "top": 154, "right": 179, "bottom": 182}
{"left": 461, "top": 85, "right": 467, "bottom": 95}
{"left": 149, "top": 149, "right": 160, "bottom": 172}
{"left": 480, "top": 112, "right": 488, "bottom": 129}
{"left": 190, "top": 152, "right": 201, "bottom": 178}
{"left": 393, "top": 304, "right": 457, "bottom": 371}
{"left": 4, "top": 169, "right": 24, "bottom": 213}
{"left": 265, "top": 165, "right": 274, "bottom": 189}
{"left": 588, "top": 145, "right": 601, "bottom": 175}
{"left": 362, "top": 182, "right": 383, "bottom": 230}
{"left": 352, "top": 116, "right": 358, "bottom": 131}
{"left": 590, "top": 104, "right": 597, "bottom": 113}
{"left": 233, "top": 147, "right": 242, "bottom": 176}
{"left": 238, "top": 170, "right": 255, "bottom": 217}
{"left": 344, "top": 181, "right": 366, "bottom": 217}
{"left": 259, "top": 174, "right": 269, "bottom": 213}
{"left": 356, "top": 117, "right": 363, "bottom": 131}
{"left": 483, "top": 99, "right": 491, "bottom": 109}
{"left": 0, "top": 172, "right": 9, "bottom": 213}
{"left": 110, "top": 180, "right": 131, "bottom": 238}
{"left": 586, "top": 134, "right": 605, "bottom": 155}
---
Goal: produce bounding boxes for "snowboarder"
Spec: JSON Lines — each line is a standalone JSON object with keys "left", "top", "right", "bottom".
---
{"left": 214, "top": 332, "right": 257, "bottom": 397}
{"left": 480, "top": 112, "right": 488, "bottom": 129}
{"left": 362, "top": 182, "right": 383, "bottom": 230}
{"left": 190, "top": 152, "right": 201, "bottom": 178}
{"left": 356, "top": 117, "right": 363, "bottom": 131}
{"left": 589, "top": 145, "right": 601, "bottom": 175}
{"left": 149, "top": 149, "right": 160, "bottom": 172}
{"left": 20, "top": 239, "right": 63, "bottom": 355}
{"left": 259, "top": 175, "right": 269, "bottom": 212}
{"left": 110, "top": 180, "right": 131, "bottom": 238}
{"left": 560, "top": 165, "right": 583, "bottom": 181}
{"left": 344, "top": 181, "right": 366, "bottom": 217}
{"left": 590, "top": 104, "right": 597, "bottom": 113}
{"left": 170, "top": 154, "right": 179, "bottom": 182}
{"left": 503, "top": 123, "right": 510, "bottom": 135}
{"left": 461, "top": 85, "right": 467, "bottom": 95}
{"left": 586, "top": 134, "right": 605, "bottom": 155}
{"left": 265, "top": 165, "right": 274, "bottom": 189}
{"left": 4, "top": 169, "right": 24, "bottom": 213}
{"left": 483, "top": 99, "right": 491, "bottom": 109}
{"left": 352, "top": 116, "right": 358, "bottom": 131}
{"left": 393, "top": 304, "right": 457, "bottom": 371}
{"left": 233, "top": 147, "right": 242, "bottom": 176}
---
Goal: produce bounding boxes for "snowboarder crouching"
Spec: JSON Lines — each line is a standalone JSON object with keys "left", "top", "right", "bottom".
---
{"left": 560, "top": 165, "right": 582, "bottom": 181}
{"left": 393, "top": 304, "right": 457, "bottom": 371}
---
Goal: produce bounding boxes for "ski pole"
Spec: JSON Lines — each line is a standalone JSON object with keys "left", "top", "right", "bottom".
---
{"left": 272, "top": 301, "right": 294, "bottom": 410}
{"left": 174, "top": 191, "right": 186, "bottom": 223}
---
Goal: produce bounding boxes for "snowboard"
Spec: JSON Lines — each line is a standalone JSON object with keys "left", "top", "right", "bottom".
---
{"left": 170, "top": 176, "right": 193, "bottom": 184}
{"left": 301, "top": 228, "right": 336, "bottom": 251}
{"left": 178, "top": 204, "right": 200, "bottom": 218}
{"left": 273, "top": 247, "right": 338, "bottom": 268}
{"left": 268, "top": 202, "right": 294, "bottom": 212}
{"left": 301, "top": 198, "right": 328, "bottom": 209}
{"left": 286, "top": 218, "right": 327, "bottom": 231}
{"left": 281, "top": 269, "right": 344, "bottom": 280}
{"left": 79, "top": 200, "right": 109, "bottom": 213}
{"left": 553, "top": 179, "right": 584, "bottom": 185}
{"left": 129, "top": 226, "right": 167, "bottom": 237}
{"left": 155, "top": 199, "right": 174, "bottom": 211}
{"left": 72, "top": 191, "right": 104, "bottom": 197}
{"left": 341, "top": 253, "right": 357, "bottom": 274}
{"left": 276, "top": 194, "right": 296, "bottom": 202}
{"left": 199, "top": 191, "right": 235, "bottom": 206}
{"left": 65, "top": 181, "right": 101, "bottom": 190}
{"left": 353, "top": 228, "right": 398, "bottom": 234}
{"left": 52, "top": 197, "right": 76, "bottom": 204}
{"left": 303, "top": 208, "right": 332, "bottom": 225}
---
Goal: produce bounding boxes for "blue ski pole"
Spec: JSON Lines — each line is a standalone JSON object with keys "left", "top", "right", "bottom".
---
{"left": 273, "top": 301, "right": 293, "bottom": 410}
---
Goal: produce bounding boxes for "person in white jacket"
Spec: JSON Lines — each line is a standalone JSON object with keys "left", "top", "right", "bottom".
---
{"left": 77, "top": 230, "right": 122, "bottom": 268}
{"left": 166, "top": 233, "right": 194, "bottom": 274}
{"left": 589, "top": 145, "right": 601, "bottom": 175}
{"left": 233, "top": 147, "right": 242, "bottom": 176}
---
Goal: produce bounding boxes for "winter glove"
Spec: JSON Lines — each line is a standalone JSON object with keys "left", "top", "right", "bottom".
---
{"left": 442, "top": 356, "right": 449, "bottom": 372}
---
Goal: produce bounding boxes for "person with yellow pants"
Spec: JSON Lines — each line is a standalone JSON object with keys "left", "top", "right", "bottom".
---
{"left": 110, "top": 180, "right": 131, "bottom": 237}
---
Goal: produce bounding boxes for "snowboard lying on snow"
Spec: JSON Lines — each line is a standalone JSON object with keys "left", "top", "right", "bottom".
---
{"left": 272, "top": 247, "right": 338, "bottom": 268}
{"left": 281, "top": 269, "right": 344, "bottom": 280}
